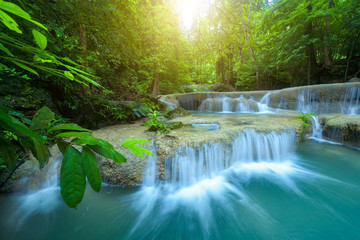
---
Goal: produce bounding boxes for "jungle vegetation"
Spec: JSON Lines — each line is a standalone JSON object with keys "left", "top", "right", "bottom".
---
{"left": 0, "top": 0, "right": 359, "bottom": 207}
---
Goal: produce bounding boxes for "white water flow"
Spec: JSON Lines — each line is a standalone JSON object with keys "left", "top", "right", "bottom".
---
{"left": 296, "top": 90, "right": 324, "bottom": 139}
{"left": 310, "top": 115, "right": 323, "bottom": 139}
{"left": 198, "top": 94, "right": 273, "bottom": 113}
{"left": 128, "top": 129, "right": 302, "bottom": 236}
{"left": 164, "top": 129, "right": 296, "bottom": 188}
{"left": 258, "top": 92, "right": 272, "bottom": 112}
{"left": 341, "top": 87, "right": 360, "bottom": 115}
{"left": 10, "top": 159, "right": 61, "bottom": 228}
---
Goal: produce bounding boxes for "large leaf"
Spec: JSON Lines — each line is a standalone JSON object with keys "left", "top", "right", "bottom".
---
{"left": 121, "top": 138, "right": 153, "bottom": 157}
{"left": 56, "top": 139, "right": 69, "bottom": 155}
{"left": 0, "top": 108, "right": 45, "bottom": 142}
{"left": 0, "top": 9, "right": 21, "bottom": 33}
{"left": 0, "top": 133, "right": 17, "bottom": 169}
{"left": 82, "top": 147, "right": 102, "bottom": 192}
{"left": 32, "top": 29, "right": 47, "bottom": 50}
{"left": 56, "top": 131, "right": 91, "bottom": 139}
{"left": 33, "top": 139, "right": 50, "bottom": 168}
{"left": 48, "top": 123, "right": 91, "bottom": 133}
{"left": 60, "top": 145, "right": 86, "bottom": 209}
{"left": 72, "top": 137, "right": 113, "bottom": 149}
{"left": 0, "top": 0, "right": 47, "bottom": 30}
{"left": 88, "top": 145, "right": 126, "bottom": 163}
{"left": 30, "top": 106, "right": 54, "bottom": 130}
{"left": 64, "top": 71, "right": 75, "bottom": 80}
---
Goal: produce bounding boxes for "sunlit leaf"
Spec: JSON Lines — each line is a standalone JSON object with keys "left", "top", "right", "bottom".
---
{"left": 0, "top": 9, "right": 21, "bottom": 33}
{"left": 0, "top": 0, "right": 47, "bottom": 30}
{"left": 32, "top": 30, "right": 47, "bottom": 50}
{"left": 64, "top": 70, "right": 75, "bottom": 80}
{"left": 121, "top": 138, "right": 152, "bottom": 157}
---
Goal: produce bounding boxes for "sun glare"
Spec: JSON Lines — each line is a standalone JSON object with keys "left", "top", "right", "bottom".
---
{"left": 178, "top": 0, "right": 211, "bottom": 30}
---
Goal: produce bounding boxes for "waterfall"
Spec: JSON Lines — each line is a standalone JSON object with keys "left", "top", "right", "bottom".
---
{"left": 198, "top": 95, "right": 274, "bottom": 113}
{"left": 143, "top": 142, "right": 158, "bottom": 187}
{"left": 10, "top": 159, "right": 61, "bottom": 228}
{"left": 341, "top": 87, "right": 360, "bottom": 115}
{"left": 257, "top": 93, "right": 272, "bottom": 112}
{"left": 296, "top": 89, "right": 321, "bottom": 114}
{"left": 162, "top": 129, "right": 296, "bottom": 188}
{"left": 310, "top": 115, "right": 323, "bottom": 139}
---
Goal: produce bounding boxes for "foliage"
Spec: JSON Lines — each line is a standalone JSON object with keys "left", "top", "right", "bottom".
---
{"left": 0, "top": 105, "right": 152, "bottom": 208}
{"left": 297, "top": 112, "right": 316, "bottom": 127}
{"left": 144, "top": 109, "right": 184, "bottom": 133}
{"left": 0, "top": 0, "right": 100, "bottom": 87}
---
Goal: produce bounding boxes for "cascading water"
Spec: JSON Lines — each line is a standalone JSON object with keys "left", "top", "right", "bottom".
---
{"left": 296, "top": 89, "right": 322, "bottom": 114}
{"left": 165, "top": 129, "right": 295, "bottom": 188}
{"left": 258, "top": 92, "right": 272, "bottom": 112}
{"left": 198, "top": 94, "right": 273, "bottom": 113}
{"left": 341, "top": 87, "right": 360, "bottom": 115}
{"left": 309, "top": 115, "right": 323, "bottom": 139}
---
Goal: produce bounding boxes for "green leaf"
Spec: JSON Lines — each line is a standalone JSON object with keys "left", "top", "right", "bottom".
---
{"left": 60, "top": 145, "right": 86, "bottom": 209}
{"left": 56, "top": 131, "right": 91, "bottom": 139}
{"left": 48, "top": 123, "right": 91, "bottom": 133}
{"left": 0, "top": 0, "right": 47, "bottom": 30}
{"left": 0, "top": 9, "right": 21, "bottom": 33}
{"left": 32, "top": 29, "right": 47, "bottom": 50}
{"left": 82, "top": 147, "right": 102, "bottom": 192}
{"left": 72, "top": 137, "right": 113, "bottom": 149}
{"left": 0, "top": 133, "right": 17, "bottom": 170}
{"left": 0, "top": 108, "right": 45, "bottom": 142}
{"left": 121, "top": 138, "right": 153, "bottom": 157}
{"left": 30, "top": 106, "right": 54, "bottom": 130}
{"left": 18, "top": 136, "right": 49, "bottom": 167}
{"left": 10, "top": 59, "right": 38, "bottom": 75}
{"left": 88, "top": 145, "right": 126, "bottom": 163}
{"left": 56, "top": 139, "right": 69, "bottom": 155}
{"left": 0, "top": 42, "right": 13, "bottom": 56}
{"left": 33, "top": 139, "right": 50, "bottom": 168}
{"left": 64, "top": 71, "right": 75, "bottom": 80}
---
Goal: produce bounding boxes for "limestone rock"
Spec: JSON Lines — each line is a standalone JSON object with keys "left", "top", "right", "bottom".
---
{"left": 322, "top": 115, "right": 360, "bottom": 147}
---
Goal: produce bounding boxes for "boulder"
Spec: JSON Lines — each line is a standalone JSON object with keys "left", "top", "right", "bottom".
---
{"left": 322, "top": 115, "right": 360, "bottom": 147}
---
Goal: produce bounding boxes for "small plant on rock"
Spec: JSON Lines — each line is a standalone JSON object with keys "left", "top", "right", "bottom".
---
{"left": 297, "top": 112, "right": 316, "bottom": 127}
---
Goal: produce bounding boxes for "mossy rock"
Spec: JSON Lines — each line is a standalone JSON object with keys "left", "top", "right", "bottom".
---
{"left": 166, "top": 107, "right": 191, "bottom": 119}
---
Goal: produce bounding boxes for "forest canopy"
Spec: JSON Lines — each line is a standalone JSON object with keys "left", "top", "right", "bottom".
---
{"left": 0, "top": 0, "right": 359, "bottom": 125}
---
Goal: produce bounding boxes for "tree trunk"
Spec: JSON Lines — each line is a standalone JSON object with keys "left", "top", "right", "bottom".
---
{"left": 239, "top": 0, "right": 259, "bottom": 88}
{"left": 78, "top": 0, "right": 91, "bottom": 94}
{"left": 323, "top": 0, "right": 333, "bottom": 69}
{"left": 344, "top": 31, "right": 359, "bottom": 82}
{"left": 306, "top": 1, "right": 317, "bottom": 85}
{"left": 152, "top": 60, "right": 160, "bottom": 96}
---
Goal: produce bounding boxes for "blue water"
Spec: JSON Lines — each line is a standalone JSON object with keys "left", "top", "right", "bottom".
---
{"left": 0, "top": 139, "right": 360, "bottom": 240}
